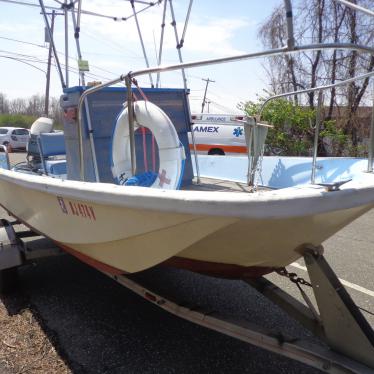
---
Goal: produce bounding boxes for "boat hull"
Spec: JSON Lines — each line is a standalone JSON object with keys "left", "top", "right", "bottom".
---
{"left": 0, "top": 168, "right": 373, "bottom": 277}
{"left": 54, "top": 204, "right": 371, "bottom": 277}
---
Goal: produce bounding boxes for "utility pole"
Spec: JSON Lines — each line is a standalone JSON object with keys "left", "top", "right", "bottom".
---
{"left": 39, "top": 0, "right": 66, "bottom": 89}
{"left": 201, "top": 78, "right": 215, "bottom": 113}
{"left": 64, "top": 0, "right": 69, "bottom": 87}
{"left": 44, "top": 10, "right": 56, "bottom": 116}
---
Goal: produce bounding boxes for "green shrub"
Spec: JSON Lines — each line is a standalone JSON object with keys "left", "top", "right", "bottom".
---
{"left": 0, "top": 114, "right": 63, "bottom": 130}
{"left": 0, "top": 114, "right": 37, "bottom": 129}
{"left": 239, "top": 97, "right": 351, "bottom": 156}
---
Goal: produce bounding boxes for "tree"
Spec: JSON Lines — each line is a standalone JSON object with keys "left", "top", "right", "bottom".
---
{"left": 49, "top": 97, "right": 64, "bottom": 128}
{"left": 26, "top": 94, "right": 45, "bottom": 116}
{"left": 0, "top": 93, "right": 9, "bottom": 114}
{"left": 9, "top": 98, "right": 27, "bottom": 114}
{"left": 258, "top": 0, "right": 374, "bottom": 155}
{"left": 0, "top": 93, "right": 63, "bottom": 129}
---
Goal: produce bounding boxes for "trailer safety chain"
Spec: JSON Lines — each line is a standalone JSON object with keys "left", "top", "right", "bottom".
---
{"left": 276, "top": 267, "right": 312, "bottom": 287}
{"left": 277, "top": 265, "right": 374, "bottom": 319}
{"left": 276, "top": 267, "right": 321, "bottom": 323}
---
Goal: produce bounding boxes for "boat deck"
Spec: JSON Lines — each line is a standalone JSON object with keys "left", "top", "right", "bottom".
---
{"left": 184, "top": 177, "right": 271, "bottom": 193}
{"left": 8, "top": 153, "right": 270, "bottom": 193}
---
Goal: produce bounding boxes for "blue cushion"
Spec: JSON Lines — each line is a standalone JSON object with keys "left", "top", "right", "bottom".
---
{"left": 0, "top": 154, "right": 9, "bottom": 170}
{"left": 45, "top": 160, "right": 67, "bottom": 175}
{"left": 39, "top": 133, "right": 66, "bottom": 157}
{"left": 124, "top": 171, "right": 158, "bottom": 187}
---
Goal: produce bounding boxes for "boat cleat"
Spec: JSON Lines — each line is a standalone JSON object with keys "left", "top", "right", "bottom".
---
{"left": 316, "top": 179, "right": 352, "bottom": 192}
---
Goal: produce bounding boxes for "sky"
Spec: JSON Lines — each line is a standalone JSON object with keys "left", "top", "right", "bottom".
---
{"left": 0, "top": 0, "right": 282, "bottom": 114}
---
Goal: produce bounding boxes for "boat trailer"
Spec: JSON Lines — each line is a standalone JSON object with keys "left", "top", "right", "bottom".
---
{"left": 0, "top": 218, "right": 373, "bottom": 373}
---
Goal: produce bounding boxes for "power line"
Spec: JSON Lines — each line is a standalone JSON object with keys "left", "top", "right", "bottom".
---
{"left": 205, "top": 88, "right": 243, "bottom": 108}
{"left": 208, "top": 98, "right": 239, "bottom": 113}
{"left": 0, "top": 1, "right": 221, "bottom": 95}
{"left": 0, "top": 52, "right": 48, "bottom": 66}
{"left": 0, "top": 35, "right": 46, "bottom": 49}
{"left": 0, "top": 0, "right": 162, "bottom": 21}
{"left": 0, "top": 37, "right": 120, "bottom": 78}
{"left": 0, "top": 50, "right": 113, "bottom": 82}
{"left": 0, "top": 49, "right": 46, "bottom": 59}
{"left": 0, "top": 14, "right": 190, "bottom": 80}
{"left": 0, "top": 55, "right": 46, "bottom": 74}
{"left": 79, "top": 28, "right": 143, "bottom": 59}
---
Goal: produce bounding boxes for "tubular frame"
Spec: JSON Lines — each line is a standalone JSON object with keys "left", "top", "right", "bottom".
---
{"left": 77, "top": 41, "right": 374, "bottom": 181}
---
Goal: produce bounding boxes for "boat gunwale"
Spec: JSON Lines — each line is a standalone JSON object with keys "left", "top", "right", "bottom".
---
{"left": 1, "top": 167, "right": 374, "bottom": 220}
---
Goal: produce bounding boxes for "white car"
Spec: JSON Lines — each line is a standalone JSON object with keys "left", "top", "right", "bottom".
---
{"left": 0, "top": 127, "right": 30, "bottom": 151}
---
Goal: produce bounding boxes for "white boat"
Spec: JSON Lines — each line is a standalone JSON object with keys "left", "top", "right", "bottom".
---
{"left": 0, "top": 7, "right": 374, "bottom": 277}
{"left": 0, "top": 103, "right": 373, "bottom": 279}
{"left": 0, "top": 0, "right": 374, "bottom": 370}
{"left": 1, "top": 65, "right": 374, "bottom": 280}
{"left": 1, "top": 161, "right": 374, "bottom": 277}
{"left": 0, "top": 0, "right": 371, "bottom": 280}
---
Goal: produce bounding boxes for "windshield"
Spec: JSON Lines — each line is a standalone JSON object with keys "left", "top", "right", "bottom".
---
{"left": 0, "top": 129, "right": 9, "bottom": 134}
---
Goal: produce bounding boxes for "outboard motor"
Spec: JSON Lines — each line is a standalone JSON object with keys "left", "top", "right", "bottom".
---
{"left": 27, "top": 117, "right": 54, "bottom": 167}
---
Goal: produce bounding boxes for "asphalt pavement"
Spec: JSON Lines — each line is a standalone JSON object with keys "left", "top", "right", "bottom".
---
{"left": 0, "top": 152, "right": 373, "bottom": 373}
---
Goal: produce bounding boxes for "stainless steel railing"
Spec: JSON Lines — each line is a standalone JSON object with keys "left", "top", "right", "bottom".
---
{"left": 76, "top": 0, "right": 374, "bottom": 182}
{"left": 259, "top": 70, "right": 374, "bottom": 180}
{"left": 77, "top": 41, "right": 374, "bottom": 181}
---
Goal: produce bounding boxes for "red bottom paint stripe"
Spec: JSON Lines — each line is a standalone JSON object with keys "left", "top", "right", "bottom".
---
{"left": 54, "top": 243, "right": 126, "bottom": 276}
{"left": 162, "top": 256, "right": 274, "bottom": 279}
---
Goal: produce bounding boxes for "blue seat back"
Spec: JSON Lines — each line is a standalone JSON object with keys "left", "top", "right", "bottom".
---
{"left": 38, "top": 132, "right": 66, "bottom": 157}
{"left": 27, "top": 134, "right": 40, "bottom": 157}
{"left": 0, "top": 151, "right": 9, "bottom": 170}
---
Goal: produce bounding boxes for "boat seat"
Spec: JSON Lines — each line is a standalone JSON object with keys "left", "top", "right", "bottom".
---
{"left": 44, "top": 160, "right": 67, "bottom": 176}
{"left": 37, "top": 132, "right": 67, "bottom": 176}
{"left": 38, "top": 132, "right": 66, "bottom": 157}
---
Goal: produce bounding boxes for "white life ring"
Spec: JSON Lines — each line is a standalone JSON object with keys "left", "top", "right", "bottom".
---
{"left": 111, "top": 100, "right": 186, "bottom": 190}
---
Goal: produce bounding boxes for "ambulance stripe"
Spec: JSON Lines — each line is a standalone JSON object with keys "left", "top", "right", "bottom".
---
{"left": 189, "top": 144, "right": 247, "bottom": 154}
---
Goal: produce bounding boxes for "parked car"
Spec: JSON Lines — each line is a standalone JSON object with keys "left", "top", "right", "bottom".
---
{"left": 0, "top": 127, "right": 30, "bottom": 152}
{"left": 188, "top": 114, "right": 247, "bottom": 155}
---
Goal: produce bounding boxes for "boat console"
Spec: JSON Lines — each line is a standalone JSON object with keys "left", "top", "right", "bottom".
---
{"left": 60, "top": 86, "right": 194, "bottom": 187}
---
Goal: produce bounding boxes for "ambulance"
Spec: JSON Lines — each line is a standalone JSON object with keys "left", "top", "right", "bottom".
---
{"left": 188, "top": 114, "right": 247, "bottom": 155}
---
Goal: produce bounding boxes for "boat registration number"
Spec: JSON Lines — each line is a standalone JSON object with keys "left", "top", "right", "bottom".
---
{"left": 57, "top": 197, "right": 96, "bottom": 221}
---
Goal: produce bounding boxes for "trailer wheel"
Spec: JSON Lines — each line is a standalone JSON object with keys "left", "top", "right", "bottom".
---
{"left": 0, "top": 267, "right": 19, "bottom": 295}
